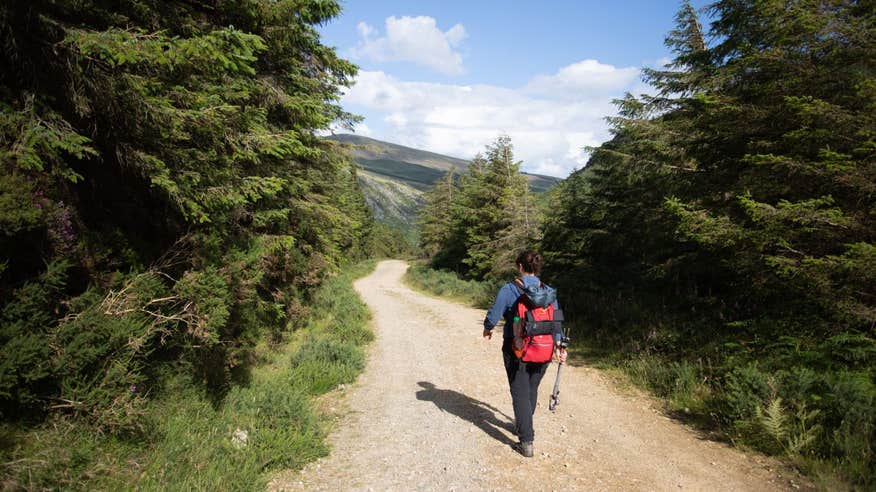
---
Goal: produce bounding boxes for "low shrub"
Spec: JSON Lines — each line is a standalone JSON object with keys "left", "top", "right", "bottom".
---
{"left": 404, "top": 262, "right": 499, "bottom": 309}
{"left": 622, "top": 356, "right": 711, "bottom": 415}
{"left": 605, "top": 340, "right": 875, "bottom": 487}
{"left": 0, "top": 261, "right": 376, "bottom": 489}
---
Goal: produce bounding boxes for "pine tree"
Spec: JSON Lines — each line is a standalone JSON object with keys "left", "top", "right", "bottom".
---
{"left": 541, "top": 2, "right": 875, "bottom": 482}
{"left": 643, "top": 0, "right": 710, "bottom": 98}
{"left": 483, "top": 137, "right": 540, "bottom": 279}
{"left": 418, "top": 168, "right": 457, "bottom": 258}
{"left": 426, "top": 136, "right": 537, "bottom": 280}
{"left": 0, "top": 0, "right": 374, "bottom": 426}
{"left": 436, "top": 154, "right": 487, "bottom": 274}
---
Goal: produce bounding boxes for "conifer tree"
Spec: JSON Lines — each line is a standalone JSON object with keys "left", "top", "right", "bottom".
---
{"left": 542, "top": 1, "right": 875, "bottom": 482}
{"left": 482, "top": 137, "right": 539, "bottom": 278}
{"left": 418, "top": 168, "right": 457, "bottom": 258}
{"left": 0, "top": 0, "right": 374, "bottom": 426}
{"left": 436, "top": 154, "right": 487, "bottom": 273}
{"left": 426, "top": 136, "right": 537, "bottom": 280}
{"left": 643, "top": 0, "right": 710, "bottom": 98}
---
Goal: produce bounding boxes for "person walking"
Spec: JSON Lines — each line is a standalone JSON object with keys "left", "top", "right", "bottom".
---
{"left": 482, "top": 250, "right": 567, "bottom": 457}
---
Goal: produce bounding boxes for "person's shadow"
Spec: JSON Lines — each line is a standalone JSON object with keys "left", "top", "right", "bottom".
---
{"left": 415, "top": 381, "right": 516, "bottom": 446}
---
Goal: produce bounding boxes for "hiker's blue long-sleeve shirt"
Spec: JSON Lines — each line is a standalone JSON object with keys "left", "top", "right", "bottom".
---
{"left": 483, "top": 276, "right": 561, "bottom": 342}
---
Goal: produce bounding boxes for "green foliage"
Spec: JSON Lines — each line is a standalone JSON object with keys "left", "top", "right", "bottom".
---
{"left": 623, "top": 357, "right": 710, "bottom": 415}
{"left": 0, "top": 171, "right": 44, "bottom": 236}
{"left": 418, "top": 168, "right": 457, "bottom": 259}
{"left": 0, "top": 0, "right": 386, "bottom": 487}
{"left": 754, "top": 397, "right": 822, "bottom": 457}
{"left": 290, "top": 337, "right": 365, "bottom": 395}
{"left": 721, "top": 363, "right": 773, "bottom": 424}
{"left": 365, "top": 221, "right": 418, "bottom": 260}
{"left": 419, "top": 136, "right": 542, "bottom": 280}
{"left": 286, "top": 260, "right": 374, "bottom": 395}
{"left": 404, "top": 262, "right": 499, "bottom": 309}
{"left": 0, "top": 0, "right": 378, "bottom": 417}
{"left": 0, "top": 373, "right": 325, "bottom": 491}
{"left": 0, "top": 260, "right": 69, "bottom": 415}
{"left": 0, "top": 98, "right": 97, "bottom": 183}
{"left": 541, "top": 1, "right": 875, "bottom": 485}
{"left": 135, "top": 378, "right": 325, "bottom": 491}
{"left": 0, "top": 261, "right": 376, "bottom": 490}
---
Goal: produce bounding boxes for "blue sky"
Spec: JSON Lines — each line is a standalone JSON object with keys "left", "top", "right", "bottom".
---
{"left": 320, "top": 1, "right": 712, "bottom": 177}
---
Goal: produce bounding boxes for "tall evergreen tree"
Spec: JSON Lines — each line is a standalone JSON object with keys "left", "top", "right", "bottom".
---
{"left": 0, "top": 0, "right": 374, "bottom": 427}
{"left": 542, "top": 1, "right": 875, "bottom": 483}
{"left": 418, "top": 167, "right": 457, "bottom": 258}
{"left": 425, "top": 136, "right": 537, "bottom": 280}
{"left": 481, "top": 136, "right": 540, "bottom": 278}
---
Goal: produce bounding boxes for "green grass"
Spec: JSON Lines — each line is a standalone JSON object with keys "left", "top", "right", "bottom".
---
{"left": 563, "top": 330, "right": 872, "bottom": 490}
{"left": 0, "top": 260, "right": 376, "bottom": 491}
{"left": 358, "top": 158, "right": 447, "bottom": 191}
{"left": 403, "top": 262, "right": 499, "bottom": 309}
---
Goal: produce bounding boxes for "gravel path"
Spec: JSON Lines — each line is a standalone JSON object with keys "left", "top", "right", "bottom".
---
{"left": 269, "top": 260, "right": 807, "bottom": 491}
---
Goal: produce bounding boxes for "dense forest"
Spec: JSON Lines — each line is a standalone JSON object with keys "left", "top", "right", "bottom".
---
{"left": 421, "top": 1, "right": 874, "bottom": 486}
{"left": 1, "top": 0, "right": 383, "bottom": 487}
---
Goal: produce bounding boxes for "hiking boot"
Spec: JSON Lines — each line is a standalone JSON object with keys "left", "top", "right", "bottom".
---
{"left": 517, "top": 441, "right": 534, "bottom": 458}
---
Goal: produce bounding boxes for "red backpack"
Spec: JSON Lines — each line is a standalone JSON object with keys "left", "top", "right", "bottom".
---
{"left": 511, "top": 278, "right": 563, "bottom": 363}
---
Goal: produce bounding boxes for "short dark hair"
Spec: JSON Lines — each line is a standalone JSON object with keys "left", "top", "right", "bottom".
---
{"left": 515, "top": 250, "right": 543, "bottom": 275}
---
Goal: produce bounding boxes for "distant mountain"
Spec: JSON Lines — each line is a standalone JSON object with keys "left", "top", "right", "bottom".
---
{"left": 357, "top": 170, "right": 423, "bottom": 236}
{"left": 327, "top": 134, "right": 563, "bottom": 193}
{"left": 326, "top": 133, "right": 563, "bottom": 235}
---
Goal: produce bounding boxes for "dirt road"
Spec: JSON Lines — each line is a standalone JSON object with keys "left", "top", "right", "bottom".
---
{"left": 270, "top": 260, "right": 804, "bottom": 491}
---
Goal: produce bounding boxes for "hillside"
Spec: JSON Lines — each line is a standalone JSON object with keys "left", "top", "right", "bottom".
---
{"left": 357, "top": 170, "right": 424, "bottom": 242}
{"left": 328, "top": 134, "right": 563, "bottom": 193}
{"left": 327, "top": 134, "right": 562, "bottom": 235}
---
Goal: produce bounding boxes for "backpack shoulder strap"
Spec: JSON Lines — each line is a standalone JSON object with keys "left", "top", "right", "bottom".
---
{"left": 512, "top": 278, "right": 532, "bottom": 318}
{"left": 512, "top": 278, "right": 525, "bottom": 295}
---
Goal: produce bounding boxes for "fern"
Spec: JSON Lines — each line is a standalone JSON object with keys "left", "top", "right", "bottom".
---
{"left": 756, "top": 397, "right": 822, "bottom": 457}
{"left": 756, "top": 397, "right": 788, "bottom": 447}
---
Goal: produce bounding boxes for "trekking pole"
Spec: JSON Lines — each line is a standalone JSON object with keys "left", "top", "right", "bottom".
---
{"left": 549, "top": 336, "right": 570, "bottom": 412}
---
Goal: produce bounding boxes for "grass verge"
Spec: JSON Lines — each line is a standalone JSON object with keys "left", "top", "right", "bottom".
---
{"left": 403, "top": 262, "right": 499, "bottom": 309}
{"left": 571, "top": 346, "right": 869, "bottom": 490}
{"left": 0, "top": 260, "right": 376, "bottom": 490}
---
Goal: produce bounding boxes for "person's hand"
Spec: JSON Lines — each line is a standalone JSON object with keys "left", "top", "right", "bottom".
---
{"left": 483, "top": 328, "right": 492, "bottom": 340}
{"left": 555, "top": 347, "right": 568, "bottom": 363}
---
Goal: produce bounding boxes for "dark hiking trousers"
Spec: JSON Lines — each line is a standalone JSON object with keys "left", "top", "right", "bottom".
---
{"left": 502, "top": 340, "right": 548, "bottom": 443}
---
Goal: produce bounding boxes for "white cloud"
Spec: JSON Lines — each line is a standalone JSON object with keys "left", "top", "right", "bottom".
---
{"left": 342, "top": 60, "right": 644, "bottom": 177}
{"left": 356, "top": 21, "right": 376, "bottom": 39}
{"left": 445, "top": 24, "right": 467, "bottom": 46}
{"left": 526, "top": 59, "right": 640, "bottom": 97}
{"left": 350, "top": 16, "right": 467, "bottom": 76}
{"left": 529, "top": 158, "right": 567, "bottom": 178}
{"left": 352, "top": 122, "right": 372, "bottom": 136}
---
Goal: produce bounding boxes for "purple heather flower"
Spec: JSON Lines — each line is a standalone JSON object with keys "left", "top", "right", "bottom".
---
{"left": 47, "top": 201, "right": 76, "bottom": 253}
